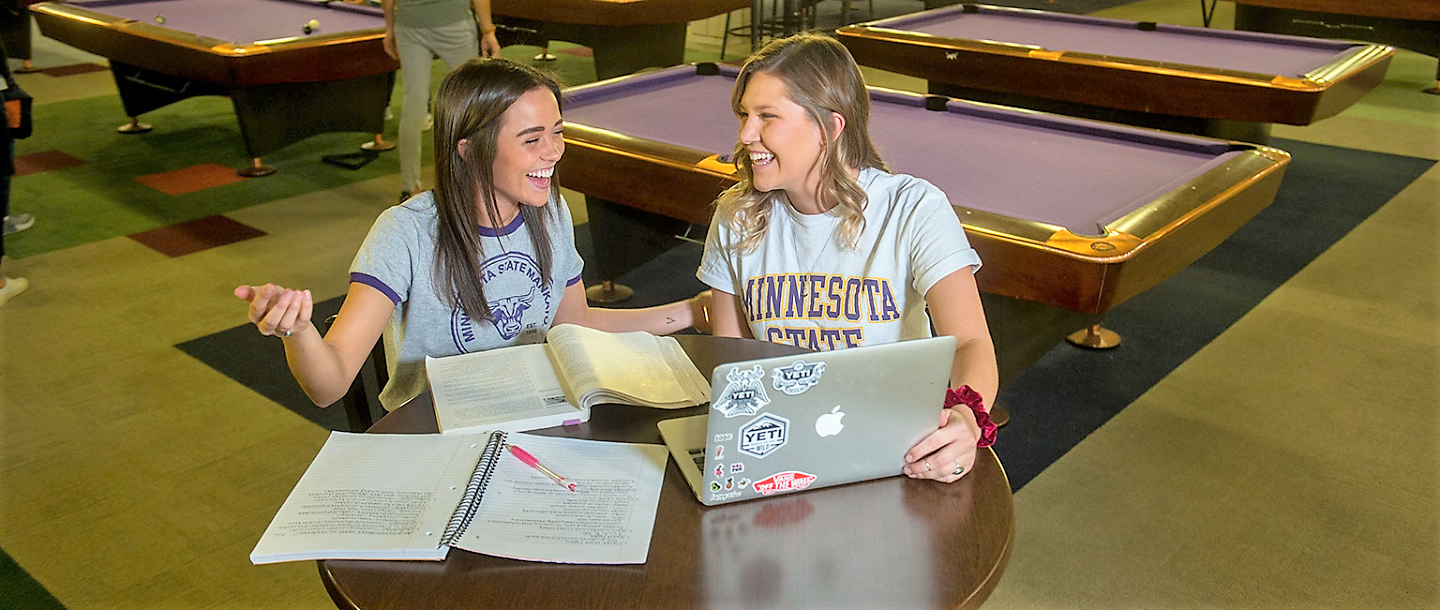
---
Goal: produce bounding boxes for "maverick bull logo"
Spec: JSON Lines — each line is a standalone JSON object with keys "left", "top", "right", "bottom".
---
{"left": 489, "top": 287, "right": 536, "bottom": 340}
{"left": 451, "top": 251, "right": 551, "bottom": 349}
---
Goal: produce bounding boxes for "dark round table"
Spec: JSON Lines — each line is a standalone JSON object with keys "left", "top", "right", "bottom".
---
{"left": 319, "top": 335, "right": 1014, "bottom": 610}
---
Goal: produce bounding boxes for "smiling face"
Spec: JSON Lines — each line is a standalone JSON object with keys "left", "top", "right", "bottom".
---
{"left": 486, "top": 86, "right": 564, "bottom": 220}
{"left": 737, "top": 72, "right": 829, "bottom": 213}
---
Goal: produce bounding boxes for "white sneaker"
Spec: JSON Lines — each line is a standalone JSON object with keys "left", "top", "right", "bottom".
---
{"left": 422, "top": 113, "right": 434, "bottom": 131}
{"left": 0, "top": 276, "right": 28, "bottom": 307}
{"left": 3, "top": 213, "right": 34, "bottom": 235}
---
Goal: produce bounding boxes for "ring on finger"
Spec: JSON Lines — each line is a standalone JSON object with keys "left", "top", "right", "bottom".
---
{"left": 953, "top": 463, "right": 965, "bottom": 476}
{"left": 924, "top": 460, "right": 932, "bottom": 472}
{"left": 278, "top": 328, "right": 292, "bottom": 338}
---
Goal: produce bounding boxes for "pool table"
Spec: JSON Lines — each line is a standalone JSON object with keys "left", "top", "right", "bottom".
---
{"left": 558, "top": 63, "right": 1291, "bottom": 389}
{"left": 30, "top": 0, "right": 398, "bottom": 176}
{"left": 490, "top": 0, "right": 748, "bottom": 80}
{"left": 1221, "top": 0, "right": 1440, "bottom": 92}
{"left": 836, "top": 3, "right": 1394, "bottom": 143}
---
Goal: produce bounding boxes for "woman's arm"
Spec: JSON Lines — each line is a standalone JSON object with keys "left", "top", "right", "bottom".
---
{"left": 235, "top": 282, "right": 394, "bottom": 407}
{"left": 551, "top": 282, "right": 707, "bottom": 335}
{"left": 925, "top": 268, "right": 998, "bottom": 406}
{"left": 901, "top": 266, "right": 997, "bottom": 483}
{"left": 707, "top": 287, "right": 753, "bottom": 339}
{"left": 380, "top": 0, "right": 397, "bottom": 60}
{"left": 469, "top": 0, "right": 501, "bottom": 57}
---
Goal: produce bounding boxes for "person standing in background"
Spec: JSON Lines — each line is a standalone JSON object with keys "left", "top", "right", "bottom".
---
{"left": 0, "top": 0, "right": 36, "bottom": 73}
{"left": 0, "top": 40, "right": 32, "bottom": 306}
{"left": 384, "top": 0, "right": 502, "bottom": 203}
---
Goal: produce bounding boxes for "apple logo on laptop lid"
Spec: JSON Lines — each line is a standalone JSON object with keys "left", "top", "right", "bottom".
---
{"left": 815, "top": 406, "right": 845, "bottom": 438}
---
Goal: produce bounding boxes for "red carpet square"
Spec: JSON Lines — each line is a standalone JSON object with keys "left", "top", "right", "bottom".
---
{"left": 128, "top": 215, "right": 267, "bottom": 258}
{"left": 135, "top": 163, "right": 246, "bottom": 195}
{"left": 13, "top": 150, "right": 87, "bottom": 176}
{"left": 557, "top": 46, "right": 593, "bottom": 58}
{"left": 40, "top": 63, "right": 109, "bottom": 77}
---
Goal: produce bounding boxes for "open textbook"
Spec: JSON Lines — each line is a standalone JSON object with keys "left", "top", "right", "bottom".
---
{"left": 425, "top": 324, "right": 710, "bottom": 434}
{"left": 250, "top": 431, "right": 668, "bottom": 565}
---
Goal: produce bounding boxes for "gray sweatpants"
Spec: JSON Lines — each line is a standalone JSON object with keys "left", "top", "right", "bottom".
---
{"left": 396, "top": 20, "right": 479, "bottom": 193}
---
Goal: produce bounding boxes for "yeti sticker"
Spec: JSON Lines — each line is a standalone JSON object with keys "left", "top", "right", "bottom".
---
{"left": 738, "top": 413, "right": 788, "bottom": 458}
{"left": 712, "top": 365, "right": 770, "bottom": 418}
{"left": 771, "top": 360, "right": 826, "bottom": 395}
{"left": 451, "top": 251, "right": 552, "bottom": 349}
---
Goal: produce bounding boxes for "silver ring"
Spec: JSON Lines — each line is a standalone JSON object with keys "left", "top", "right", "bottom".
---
{"left": 953, "top": 464, "right": 965, "bottom": 476}
{"left": 278, "top": 329, "right": 292, "bottom": 338}
{"left": 924, "top": 460, "right": 932, "bottom": 472}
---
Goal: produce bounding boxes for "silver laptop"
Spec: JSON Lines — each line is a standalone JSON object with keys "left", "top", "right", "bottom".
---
{"left": 658, "top": 336, "right": 955, "bottom": 506}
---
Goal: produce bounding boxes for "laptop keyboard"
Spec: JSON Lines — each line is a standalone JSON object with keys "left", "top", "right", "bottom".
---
{"left": 689, "top": 448, "right": 705, "bottom": 470}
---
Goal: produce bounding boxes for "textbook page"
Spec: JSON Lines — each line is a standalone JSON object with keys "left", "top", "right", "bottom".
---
{"left": 250, "top": 432, "right": 488, "bottom": 564}
{"left": 451, "top": 433, "right": 669, "bottom": 564}
{"left": 427, "top": 345, "right": 587, "bottom": 434}
{"left": 546, "top": 324, "right": 709, "bottom": 408}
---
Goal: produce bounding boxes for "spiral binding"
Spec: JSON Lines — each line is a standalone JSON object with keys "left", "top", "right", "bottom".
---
{"left": 438, "top": 431, "right": 508, "bottom": 547}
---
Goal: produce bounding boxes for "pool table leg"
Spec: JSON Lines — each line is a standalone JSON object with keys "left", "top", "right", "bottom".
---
{"left": 582, "top": 196, "right": 692, "bottom": 304}
{"left": 589, "top": 23, "right": 687, "bottom": 80}
{"left": 503, "top": 20, "right": 688, "bottom": 81}
{"left": 1066, "top": 323, "right": 1121, "bottom": 350}
{"left": 982, "top": 292, "right": 1104, "bottom": 426}
{"left": 239, "top": 158, "right": 276, "bottom": 178}
{"left": 230, "top": 71, "right": 393, "bottom": 176}
{"left": 108, "top": 61, "right": 222, "bottom": 134}
{"left": 361, "top": 134, "right": 396, "bottom": 152}
{"left": 116, "top": 117, "right": 152, "bottom": 134}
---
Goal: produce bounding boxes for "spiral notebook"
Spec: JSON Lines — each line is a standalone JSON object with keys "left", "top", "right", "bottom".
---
{"left": 250, "top": 431, "right": 668, "bottom": 565}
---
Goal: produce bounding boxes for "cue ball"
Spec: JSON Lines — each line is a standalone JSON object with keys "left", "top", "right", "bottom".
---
{"left": 154, "top": 14, "right": 165, "bottom": 24}
{"left": 303, "top": 19, "right": 319, "bottom": 34}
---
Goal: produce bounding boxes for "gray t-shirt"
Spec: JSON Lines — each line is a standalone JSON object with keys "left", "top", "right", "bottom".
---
{"left": 395, "top": 0, "right": 475, "bottom": 30}
{"left": 350, "top": 192, "right": 584, "bottom": 409}
{"left": 698, "top": 168, "right": 981, "bottom": 351}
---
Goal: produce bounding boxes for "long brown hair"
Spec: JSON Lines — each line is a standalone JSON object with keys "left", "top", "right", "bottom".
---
{"left": 431, "top": 58, "right": 563, "bottom": 323}
{"left": 717, "top": 33, "right": 887, "bottom": 254}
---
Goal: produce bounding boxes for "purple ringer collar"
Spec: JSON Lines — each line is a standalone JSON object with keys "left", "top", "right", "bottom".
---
{"left": 478, "top": 212, "right": 525, "bottom": 237}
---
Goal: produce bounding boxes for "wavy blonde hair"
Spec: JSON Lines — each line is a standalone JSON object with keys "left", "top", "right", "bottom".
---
{"left": 716, "top": 33, "right": 887, "bottom": 254}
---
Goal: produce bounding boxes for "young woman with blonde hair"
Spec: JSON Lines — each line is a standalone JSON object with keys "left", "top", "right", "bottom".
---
{"left": 698, "top": 33, "right": 998, "bottom": 482}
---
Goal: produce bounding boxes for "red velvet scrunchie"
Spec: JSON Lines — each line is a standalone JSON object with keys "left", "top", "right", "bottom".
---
{"left": 944, "top": 385, "right": 997, "bottom": 448}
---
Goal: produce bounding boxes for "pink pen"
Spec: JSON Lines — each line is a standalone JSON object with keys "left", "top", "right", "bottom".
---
{"left": 507, "top": 444, "right": 578, "bottom": 492}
